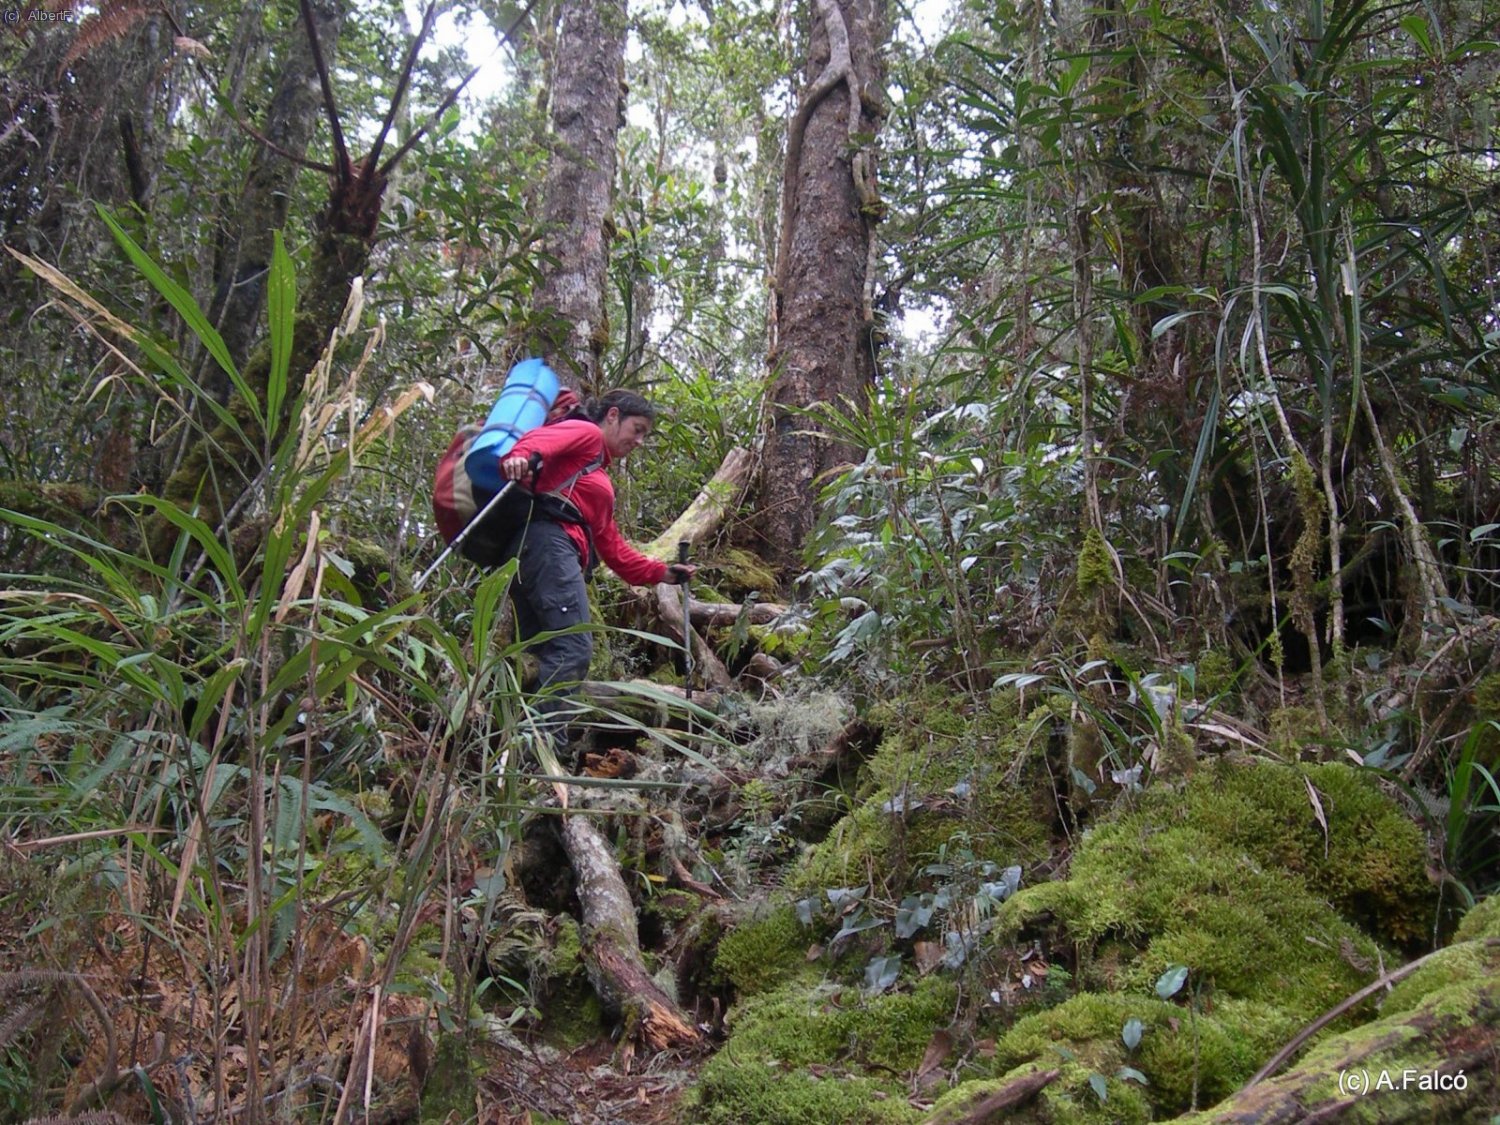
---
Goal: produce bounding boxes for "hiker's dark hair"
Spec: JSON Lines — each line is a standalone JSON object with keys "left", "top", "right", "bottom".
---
{"left": 587, "top": 389, "right": 656, "bottom": 424}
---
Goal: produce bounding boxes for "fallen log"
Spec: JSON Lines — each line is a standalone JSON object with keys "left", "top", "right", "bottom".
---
{"left": 688, "top": 598, "right": 791, "bottom": 628}
{"left": 641, "top": 447, "right": 753, "bottom": 558}
{"left": 560, "top": 807, "right": 701, "bottom": 1050}
{"left": 654, "top": 577, "right": 733, "bottom": 691}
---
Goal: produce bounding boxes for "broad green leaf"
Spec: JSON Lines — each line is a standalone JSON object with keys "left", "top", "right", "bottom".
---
{"left": 1089, "top": 1073, "right": 1108, "bottom": 1103}
{"left": 97, "top": 205, "right": 263, "bottom": 432}
{"left": 1399, "top": 14, "right": 1432, "bottom": 55}
{"left": 1151, "top": 310, "right": 1203, "bottom": 339}
{"left": 266, "top": 230, "right": 297, "bottom": 441}
{"left": 864, "top": 954, "right": 902, "bottom": 995}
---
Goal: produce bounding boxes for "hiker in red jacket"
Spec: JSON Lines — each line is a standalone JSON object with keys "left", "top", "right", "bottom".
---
{"left": 499, "top": 388, "right": 696, "bottom": 749}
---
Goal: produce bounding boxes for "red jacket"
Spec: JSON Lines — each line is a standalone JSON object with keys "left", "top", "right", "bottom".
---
{"left": 509, "top": 418, "right": 669, "bottom": 586}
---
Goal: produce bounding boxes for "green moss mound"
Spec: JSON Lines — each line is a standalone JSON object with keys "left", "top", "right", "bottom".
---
{"left": 690, "top": 978, "right": 955, "bottom": 1125}
{"left": 1454, "top": 893, "right": 1500, "bottom": 942}
{"left": 977, "top": 757, "right": 1438, "bottom": 1116}
{"left": 1172, "top": 935, "right": 1500, "bottom": 1122}
{"left": 714, "top": 905, "right": 813, "bottom": 994}
{"left": 791, "top": 692, "right": 1056, "bottom": 893}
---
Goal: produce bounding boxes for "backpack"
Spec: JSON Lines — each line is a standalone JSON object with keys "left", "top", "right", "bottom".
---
{"left": 431, "top": 420, "right": 603, "bottom": 569}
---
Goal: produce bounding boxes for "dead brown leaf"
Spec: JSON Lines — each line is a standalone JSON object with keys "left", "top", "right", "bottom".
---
{"left": 914, "top": 1028, "right": 952, "bottom": 1092}
{"left": 913, "top": 941, "right": 944, "bottom": 975}
{"left": 1304, "top": 775, "right": 1330, "bottom": 858}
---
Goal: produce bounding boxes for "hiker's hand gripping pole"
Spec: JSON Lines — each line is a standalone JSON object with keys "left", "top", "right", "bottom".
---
{"left": 415, "top": 452, "right": 542, "bottom": 592}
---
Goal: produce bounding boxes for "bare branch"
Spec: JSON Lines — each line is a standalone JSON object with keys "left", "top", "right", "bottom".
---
{"left": 364, "top": 1, "right": 439, "bottom": 183}
{"left": 300, "top": 0, "right": 350, "bottom": 179}
{"left": 378, "top": 0, "right": 545, "bottom": 177}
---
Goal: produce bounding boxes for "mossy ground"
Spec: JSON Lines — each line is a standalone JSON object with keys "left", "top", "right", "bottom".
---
{"left": 949, "top": 757, "right": 1438, "bottom": 1118}
{"left": 1171, "top": 921, "right": 1500, "bottom": 1123}
{"left": 790, "top": 690, "right": 1057, "bottom": 894}
{"left": 688, "top": 978, "right": 955, "bottom": 1124}
{"left": 714, "top": 905, "right": 814, "bottom": 994}
{"left": 539, "top": 916, "right": 607, "bottom": 1047}
{"left": 686, "top": 685, "right": 1471, "bottom": 1124}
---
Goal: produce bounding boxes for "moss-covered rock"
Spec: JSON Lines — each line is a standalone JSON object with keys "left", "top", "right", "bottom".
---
{"left": 1002, "top": 758, "right": 1434, "bottom": 956}
{"left": 418, "top": 1033, "right": 476, "bottom": 1124}
{"left": 538, "top": 916, "right": 605, "bottom": 1047}
{"left": 1174, "top": 935, "right": 1500, "bottom": 1122}
{"left": 790, "top": 693, "right": 1056, "bottom": 895}
{"left": 1454, "top": 893, "right": 1500, "bottom": 942}
{"left": 984, "top": 992, "right": 1299, "bottom": 1117}
{"left": 716, "top": 546, "right": 781, "bottom": 596}
{"left": 928, "top": 1063, "right": 1154, "bottom": 1125}
{"left": 690, "top": 1063, "right": 920, "bottom": 1125}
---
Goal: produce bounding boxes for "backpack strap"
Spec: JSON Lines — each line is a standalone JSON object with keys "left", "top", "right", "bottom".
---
{"left": 552, "top": 454, "right": 605, "bottom": 499}
{"left": 531, "top": 454, "right": 606, "bottom": 574}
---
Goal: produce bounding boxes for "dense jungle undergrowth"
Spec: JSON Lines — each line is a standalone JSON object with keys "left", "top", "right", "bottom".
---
{"left": 5, "top": 0, "right": 1500, "bottom": 1120}
{"left": 1, "top": 258, "right": 1498, "bottom": 1123}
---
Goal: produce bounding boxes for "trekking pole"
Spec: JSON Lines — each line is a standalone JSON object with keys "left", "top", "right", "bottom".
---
{"left": 678, "top": 540, "right": 694, "bottom": 702}
{"left": 415, "top": 453, "right": 541, "bottom": 592}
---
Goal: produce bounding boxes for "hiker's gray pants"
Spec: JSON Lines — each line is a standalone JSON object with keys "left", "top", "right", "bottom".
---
{"left": 508, "top": 519, "right": 591, "bottom": 743}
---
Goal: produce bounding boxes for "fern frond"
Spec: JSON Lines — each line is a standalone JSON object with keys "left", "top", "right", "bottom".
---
{"left": 0, "top": 969, "right": 94, "bottom": 990}
{"left": 0, "top": 998, "right": 45, "bottom": 1049}
{"left": 60, "top": 1, "right": 153, "bottom": 73}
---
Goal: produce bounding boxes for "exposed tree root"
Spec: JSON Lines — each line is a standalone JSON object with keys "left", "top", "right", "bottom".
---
{"left": 922, "top": 1067, "right": 1061, "bottom": 1124}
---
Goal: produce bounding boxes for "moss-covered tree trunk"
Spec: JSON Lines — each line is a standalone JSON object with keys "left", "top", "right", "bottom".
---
{"left": 520, "top": 0, "right": 627, "bottom": 392}
{"left": 754, "top": 0, "right": 887, "bottom": 575}
{"left": 152, "top": 197, "right": 381, "bottom": 559}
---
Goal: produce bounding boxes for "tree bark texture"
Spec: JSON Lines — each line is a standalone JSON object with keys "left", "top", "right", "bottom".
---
{"left": 757, "top": 0, "right": 887, "bottom": 574}
{"left": 524, "top": 0, "right": 627, "bottom": 393}
{"left": 206, "top": 0, "right": 348, "bottom": 387}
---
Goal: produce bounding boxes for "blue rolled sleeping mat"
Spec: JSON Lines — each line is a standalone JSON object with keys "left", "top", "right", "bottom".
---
{"left": 464, "top": 357, "right": 559, "bottom": 494}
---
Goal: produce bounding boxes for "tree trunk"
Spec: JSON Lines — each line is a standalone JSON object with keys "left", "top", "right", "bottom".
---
{"left": 522, "top": 0, "right": 628, "bottom": 392}
{"left": 152, "top": 188, "right": 381, "bottom": 557}
{"left": 0, "top": 8, "right": 171, "bottom": 261}
{"left": 755, "top": 0, "right": 887, "bottom": 575}
{"left": 205, "top": 0, "right": 348, "bottom": 388}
